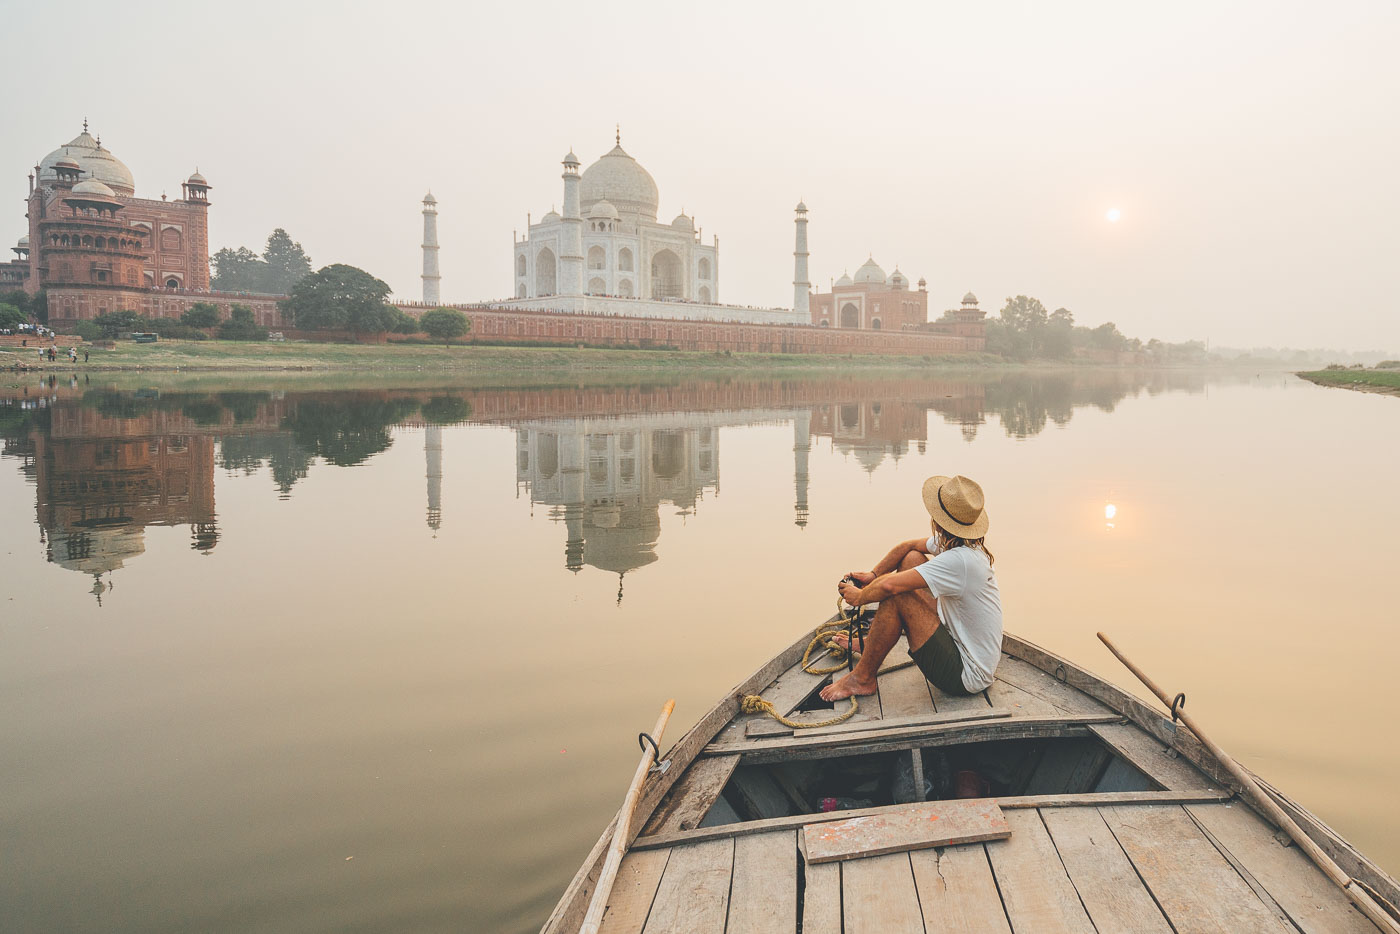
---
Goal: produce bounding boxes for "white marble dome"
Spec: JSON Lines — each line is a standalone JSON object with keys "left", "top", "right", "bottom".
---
{"left": 962, "top": 291, "right": 978, "bottom": 304}
{"left": 70, "top": 178, "right": 118, "bottom": 200}
{"left": 671, "top": 213, "right": 693, "bottom": 230}
{"left": 38, "top": 129, "right": 135, "bottom": 196}
{"left": 835, "top": 271, "right": 853, "bottom": 287}
{"left": 17, "top": 234, "right": 29, "bottom": 248}
{"left": 580, "top": 143, "right": 659, "bottom": 221}
{"left": 854, "top": 258, "right": 887, "bottom": 285}
{"left": 588, "top": 199, "right": 620, "bottom": 219}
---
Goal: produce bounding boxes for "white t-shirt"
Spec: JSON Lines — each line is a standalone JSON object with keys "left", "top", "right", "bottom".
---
{"left": 913, "top": 537, "right": 1003, "bottom": 692}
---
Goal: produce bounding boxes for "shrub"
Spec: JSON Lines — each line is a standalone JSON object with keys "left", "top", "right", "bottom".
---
{"left": 217, "top": 305, "right": 268, "bottom": 341}
{"left": 181, "top": 303, "right": 221, "bottom": 328}
{"left": 419, "top": 307, "right": 470, "bottom": 343}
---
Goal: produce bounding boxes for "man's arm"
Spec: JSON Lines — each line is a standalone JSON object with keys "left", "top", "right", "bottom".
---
{"left": 839, "top": 567, "right": 927, "bottom": 607}
{"left": 860, "top": 537, "right": 932, "bottom": 579}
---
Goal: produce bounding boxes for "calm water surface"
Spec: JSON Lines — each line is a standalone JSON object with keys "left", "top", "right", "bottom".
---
{"left": 1, "top": 370, "right": 1397, "bottom": 933}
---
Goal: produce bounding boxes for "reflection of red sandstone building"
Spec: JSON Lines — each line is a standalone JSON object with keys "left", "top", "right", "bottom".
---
{"left": 810, "top": 258, "right": 928, "bottom": 331}
{"left": 5, "top": 124, "right": 286, "bottom": 329}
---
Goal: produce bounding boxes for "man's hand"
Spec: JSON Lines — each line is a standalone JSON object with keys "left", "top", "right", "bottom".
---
{"left": 846, "top": 570, "right": 876, "bottom": 586}
{"left": 838, "top": 578, "right": 865, "bottom": 606}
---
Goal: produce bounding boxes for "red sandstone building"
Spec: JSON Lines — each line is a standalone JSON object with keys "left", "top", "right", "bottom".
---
{"left": 810, "top": 258, "right": 928, "bottom": 331}
{"left": 4, "top": 124, "right": 285, "bottom": 328}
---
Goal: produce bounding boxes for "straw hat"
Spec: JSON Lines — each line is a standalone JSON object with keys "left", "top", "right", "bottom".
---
{"left": 922, "top": 475, "right": 990, "bottom": 539}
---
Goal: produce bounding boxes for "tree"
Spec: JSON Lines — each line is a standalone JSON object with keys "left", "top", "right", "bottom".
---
{"left": 181, "top": 303, "right": 221, "bottom": 328}
{"left": 0, "top": 303, "right": 26, "bottom": 330}
{"left": 94, "top": 310, "right": 147, "bottom": 338}
{"left": 261, "top": 229, "right": 312, "bottom": 293}
{"left": 388, "top": 307, "right": 420, "bottom": 334}
{"left": 1043, "top": 307, "right": 1076, "bottom": 359}
{"left": 217, "top": 304, "right": 269, "bottom": 341}
{"left": 281, "top": 264, "right": 394, "bottom": 333}
{"left": 419, "top": 307, "right": 470, "bottom": 343}
{"left": 211, "top": 246, "right": 268, "bottom": 291}
{"left": 1090, "top": 321, "right": 1127, "bottom": 351}
{"left": 993, "top": 295, "right": 1050, "bottom": 359}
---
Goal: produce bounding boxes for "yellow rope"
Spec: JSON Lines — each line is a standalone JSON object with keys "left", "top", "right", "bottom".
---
{"left": 740, "top": 598, "right": 869, "bottom": 730}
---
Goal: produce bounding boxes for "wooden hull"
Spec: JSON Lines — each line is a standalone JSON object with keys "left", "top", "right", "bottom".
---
{"left": 543, "top": 628, "right": 1400, "bottom": 933}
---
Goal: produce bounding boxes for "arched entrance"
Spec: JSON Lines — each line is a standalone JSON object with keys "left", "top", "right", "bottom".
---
{"left": 840, "top": 302, "right": 859, "bottom": 328}
{"left": 651, "top": 249, "right": 682, "bottom": 300}
{"left": 535, "top": 247, "right": 557, "bottom": 295}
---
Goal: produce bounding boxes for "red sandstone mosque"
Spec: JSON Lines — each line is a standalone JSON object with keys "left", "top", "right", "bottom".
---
{"left": 4, "top": 123, "right": 284, "bottom": 328}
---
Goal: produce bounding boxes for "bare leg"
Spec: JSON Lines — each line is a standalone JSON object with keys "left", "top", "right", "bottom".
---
{"left": 820, "top": 554, "right": 941, "bottom": 701}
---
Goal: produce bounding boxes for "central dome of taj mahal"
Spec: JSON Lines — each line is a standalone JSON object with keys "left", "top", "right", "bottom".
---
{"left": 579, "top": 135, "right": 659, "bottom": 222}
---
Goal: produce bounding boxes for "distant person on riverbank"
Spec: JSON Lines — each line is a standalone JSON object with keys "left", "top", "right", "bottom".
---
{"left": 83, "top": 349, "right": 89, "bottom": 363}
{"left": 820, "top": 475, "right": 1003, "bottom": 702}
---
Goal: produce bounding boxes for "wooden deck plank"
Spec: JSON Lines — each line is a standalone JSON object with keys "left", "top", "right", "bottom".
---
{"left": 930, "top": 680, "right": 995, "bottom": 713}
{"left": 640, "top": 838, "right": 736, "bottom": 934}
{"left": 877, "top": 662, "right": 939, "bottom": 719}
{"left": 910, "top": 844, "right": 1013, "bottom": 933}
{"left": 632, "top": 789, "right": 1233, "bottom": 850}
{"left": 985, "top": 808, "right": 1097, "bottom": 933}
{"left": 1040, "top": 806, "right": 1174, "bottom": 933}
{"left": 993, "top": 654, "right": 1117, "bottom": 716}
{"left": 841, "top": 853, "right": 927, "bottom": 934}
{"left": 800, "top": 861, "right": 842, "bottom": 934}
{"left": 711, "top": 652, "right": 837, "bottom": 746}
{"left": 1100, "top": 804, "right": 1291, "bottom": 933}
{"left": 640, "top": 755, "right": 740, "bottom": 835}
{"left": 800, "top": 800, "right": 1010, "bottom": 864}
{"left": 1187, "top": 803, "right": 1378, "bottom": 934}
{"left": 724, "top": 831, "right": 798, "bottom": 934}
{"left": 597, "top": 848, "right": 672, "bottom": 934}
{"left": 1023, "top": 739, "right": 1111, "bottom": 796}
{"left": 750, "top": 706, "right": 1009, "bottom": 740}
{"left": 986, "top": 677, "right": 1062, "bottom": 716}
{"left": 1089, "top": 722, "right": 1222, "bottom": 793}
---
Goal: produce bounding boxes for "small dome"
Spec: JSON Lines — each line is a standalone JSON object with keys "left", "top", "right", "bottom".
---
{"left": 422, "top": 190, "right": 436, "bottom": 204}
{"left": 541, "top": 209, "right": 561, "bottom": 222}
{"left": 795, "top": 200, "right": 808, "bottom": 212}
{"left": 854, "top": 257, "right": 887, "bottom": 285}
{"left": 55, "top": 157, "right": 81, "bottom": 171}
{"left": 589, "top": 199, "right": 619, "bottom": 219}
{"left": 70, "top": 178, "right": 118, "bottom": 199}
{"left": 671, "top": 213, "right": 693, "bottom": 230}
{"left": 918, "top": 277, "right": 927, "bottom": 286}
{"left": 962, "top": 291, "right": 978, "bottom": 304}
{"left": 563, "top": 150, "right": 581, "bottom": 167}
{"left": 835, "top": 271, "right": 853, "bottom": 287}
{"left": 18, "top": 235, "right": 30, "bottom": 247}
{"left": 187, "top": 170, "right": 209, "bottom": 186}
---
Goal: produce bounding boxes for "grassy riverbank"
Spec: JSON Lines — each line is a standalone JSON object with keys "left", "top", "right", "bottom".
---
{"left": 1297, "top": 368, "right": 1400, "bottom": 396}
{"left": 3, "top": 339, "right": 1003, "bottom": 374}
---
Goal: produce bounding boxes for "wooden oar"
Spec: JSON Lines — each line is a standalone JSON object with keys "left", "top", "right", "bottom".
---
{"left": 579, "top": 699, "right": 676, "bottom": 934}
{"left": 1098, "top": 632, "right": 1400, "bottom": 934}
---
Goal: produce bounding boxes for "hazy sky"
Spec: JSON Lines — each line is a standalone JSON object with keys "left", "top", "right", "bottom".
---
{"left": 7, "top": 0, "right": 1398, "bottom": 349}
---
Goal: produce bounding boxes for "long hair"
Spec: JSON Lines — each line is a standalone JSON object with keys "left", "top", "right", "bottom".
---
{"left": 934, "top": 525, "right": 995, "bottom": 567}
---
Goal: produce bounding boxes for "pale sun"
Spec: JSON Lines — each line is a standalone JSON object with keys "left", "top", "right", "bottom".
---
{"left": 1106, "top": 208, "right": 1122, "bottom": 223}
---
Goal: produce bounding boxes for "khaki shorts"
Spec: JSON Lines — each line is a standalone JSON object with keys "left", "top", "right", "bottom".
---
{"left": 909, "top": 624, "right": 973, "bottom": 696}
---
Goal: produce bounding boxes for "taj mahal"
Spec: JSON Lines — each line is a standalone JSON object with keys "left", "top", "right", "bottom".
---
{"left": 489, "top": 130, "right": 806, "bottom": 326}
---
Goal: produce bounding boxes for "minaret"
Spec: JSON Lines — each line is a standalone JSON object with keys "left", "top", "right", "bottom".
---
{"left": 421, "top": 191, "right": 441, "bottom": 305}
{"left": 425, "top": 426, "right": 442, "bottom": 532}
{"left": 793, "top": 201, "right": 811, "bottom": 318}
{"left": 794, "top": 410, "right": 811, "bottom": 528}
{"left": 560, "top": 151, "right": 584, "bottom": 296}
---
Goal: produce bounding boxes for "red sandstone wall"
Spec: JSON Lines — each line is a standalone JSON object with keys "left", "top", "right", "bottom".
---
{"left": 46, "top": 287, "right": 286, "bottom": 328}
{"left": 395, "top": 305, "right": 984, "bottom": 355}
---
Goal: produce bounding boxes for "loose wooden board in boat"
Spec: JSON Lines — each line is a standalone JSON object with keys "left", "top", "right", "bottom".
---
{"left": 799, "top": 800, "right": 1012, "bottom": 865}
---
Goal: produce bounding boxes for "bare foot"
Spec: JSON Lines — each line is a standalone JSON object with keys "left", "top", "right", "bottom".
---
{"left": 828, "top": 631, "right": 864, "bottom": 654}
{"left": 820, "top": 671, "right": 878, "bottom": 701}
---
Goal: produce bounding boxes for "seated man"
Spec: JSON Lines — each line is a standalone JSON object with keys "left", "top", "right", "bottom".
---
{"left": 820, "top": 475, "right": 1002, "bottom": 702}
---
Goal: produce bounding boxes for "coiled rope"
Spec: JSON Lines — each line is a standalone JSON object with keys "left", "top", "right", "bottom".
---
{"left": 739, "top": 596, "right": 870, "bottom": 729}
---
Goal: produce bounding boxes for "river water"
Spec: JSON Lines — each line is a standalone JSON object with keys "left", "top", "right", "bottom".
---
{"left": 1, "top": 369, "right": 1396, "bottom": 933}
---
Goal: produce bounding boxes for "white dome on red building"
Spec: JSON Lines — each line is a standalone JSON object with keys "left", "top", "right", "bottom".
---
{"left": 37, "top": 127, "right": 136, "bottom": 196}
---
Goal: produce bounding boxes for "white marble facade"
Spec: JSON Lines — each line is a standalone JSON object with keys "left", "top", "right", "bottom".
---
{"left": 512, "top": 134, "right": 719, "bottom": 305}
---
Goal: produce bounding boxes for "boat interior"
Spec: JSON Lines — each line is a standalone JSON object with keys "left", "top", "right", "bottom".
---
{"left": 547, "top": 628, "right": 1400, "bottom": 934}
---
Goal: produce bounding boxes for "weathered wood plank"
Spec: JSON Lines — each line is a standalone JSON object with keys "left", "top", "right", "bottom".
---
{"left": 1000, "top": 633, "right": 1237, "bottom": 789}
{"left": 729, "top": 766, "right": 794, "bottom": 821}
{"left": 640, "top": 838, "right": 735, "bottom": 934}
{"left": 1187, "top": 802, "right": 1379, "bottom": 934}
{"left": 725, "top": 831, "right": 798, "bottom": 934}
{"left": 640, "top": 755, "right": 740, "bottom": 835}
{"left": 842, "top": 853, "right": 926, "bottom": 934}
{"left": 985, "top": 808, "right": 1097, "bottom": 933}
{"left": 703, "top": 713, "right": 1119, "bottom": 763}
{"left": 930, "top": 680, "right": 995, "bottom": 713}
{"left": 986, "top": 677, "right": 1062, "bottom": 716}
{"left": 909, "top": 845, "right": 1013, "bottom": 934}
{"left": 1089, "top": 722, "right": 1222, "bottom": 793}
{"left": 800, "top": 860, "right": 841, "bottom": 934}
{"left": 801, "top": 799, "right": 1010, "bottom": 865}
{"left": 1100, "top": 804, "right": 1291, "bottom": 933}
{"left": 749, "top": 706, "right": 1008, "bottom": 739}
{"left": 1023, "top": 739, "right": 1111, "bottom": 796}
{"left": 993, "top": 654, "right": 1118, "bottom": 716}
{"left": 597, "top": 848, "right": 671, "bottom": 934}
{"left": 631, "top": 790, "right": 1233, "bottom": 850}
{"left": 876, "top": 662, "right": 937, "bottom": 718}
{"left": 1040, "top": 806, "right": 1173, "bottom": 933}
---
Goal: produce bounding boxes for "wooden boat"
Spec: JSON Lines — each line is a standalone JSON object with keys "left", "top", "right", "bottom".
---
{"left": 544, "top": 624, "right": 1400, "bottom": 933}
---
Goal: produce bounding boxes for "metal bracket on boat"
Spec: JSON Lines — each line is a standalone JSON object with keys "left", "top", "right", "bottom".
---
{"left": 1054, "top": 664, "right": 1068, "bottom": 683}
{"left": 1170, "top": 692, "right": 1187, "bottom": 722}
{"left": 638, "top": 732, "right": 671, "bottom": 776}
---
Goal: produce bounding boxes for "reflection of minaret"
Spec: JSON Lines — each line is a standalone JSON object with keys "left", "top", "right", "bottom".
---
{"left": 793, "top": 410, "right": 811, "bottom": 528}
{"left": 425, "top": 426, "right": 442, "bottom": 532}
{"left": 421, "top": 192, "right": 441, "bottom": 305}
